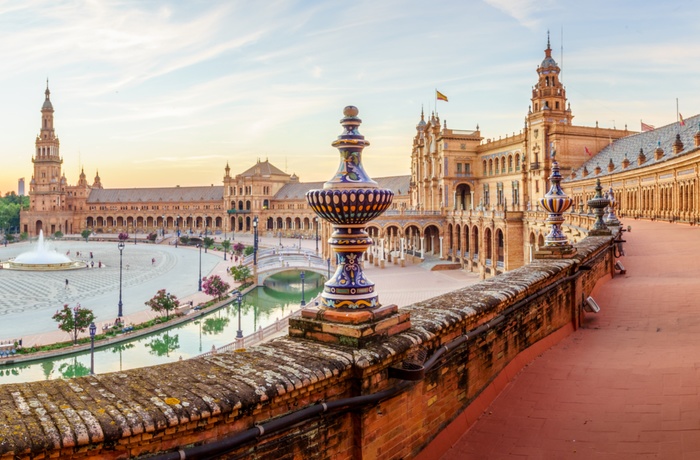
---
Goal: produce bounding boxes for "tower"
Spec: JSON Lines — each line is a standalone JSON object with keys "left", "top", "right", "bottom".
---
{"left": 526, "top": 33, "right": 573, "bottom": 209}
{"left": 30, "top": 81, "right": 65, "bottom": 213}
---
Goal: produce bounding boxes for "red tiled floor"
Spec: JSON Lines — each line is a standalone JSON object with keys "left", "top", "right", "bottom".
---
{"left": 440, "top": 220, "right": 700, "bottom": 459}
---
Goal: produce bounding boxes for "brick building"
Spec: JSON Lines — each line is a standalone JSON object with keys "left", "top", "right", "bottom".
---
{"left": 22, "top": 36, "right": 694, "bottom": 279}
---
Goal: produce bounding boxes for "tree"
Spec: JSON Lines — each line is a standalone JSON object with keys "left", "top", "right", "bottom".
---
{"left": 244, "top": 245, "right": 255, "bottom": 256}
{"left": 81, "top": 229, "right": 91, "bottom": 242}
{"left": 52, "top": 304, "right": 96, "bottom": 344}
{"left": 118, "top": 232, "right": 129, "bottom": 241}
{"left": 221, "top": 239, "right": 231, "bottom": 257}
{"left": 202, "top": 274, "right": 230, "bottom": 301}
{"left": 230, "top": 265, "right": 252, "bottom": 285}
{"left": 20, "top": 232, "right": 28, "bottom": 241}
{"left": 203, "top": 236, "right": 215, "bottom": 253}
{"left": 145, "top": 289, "right": 180, "bottom": 320}
{"left": 147, "top": 332, "right": 180, "bottom": 357}
{"left": 54, "top": 231, "right": 63, "bottom": 238}
{"left": 233, "top": 242, "right": 245, "bottom": 258}
{"left": 179, "top": 235, "right": 190, "bottom": 245}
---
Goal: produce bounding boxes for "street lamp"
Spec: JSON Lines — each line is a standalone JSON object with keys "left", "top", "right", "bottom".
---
{"left": 279, "top": 231, "right": 282, "bottom": 246}
{"left": 300, "top": 271, "right": 306, "bottom": 306}
{"left": 73, "top": 305, "right": 79, "bottom": 345}
{"left": 161, "top": 215, "right": 166, "bottom": 239}
{"left": 175, "top": 215, "right": 180, "bottom": 248}
{"left": 253, "top": 217, "right": 259, "bottom": 266}
{"left": 236, "top": 291, "right": 243, "bottom": 339}
{"left": 315, "top": 217, "right": 319, "bottom": 253}
{"left": 204, "top": 215, "right": 208, "bottom": 253}
{"left": 198, "top": 243, "right": 202, "bottom": 291}
{"left": 133, "top": 221, "right": 136, "bottom": 245}
{"left": 117, "top": 241, "right": 125, "bottom": 319}
{"left": 89, "top": 322, "right": 96, "bottom": 375}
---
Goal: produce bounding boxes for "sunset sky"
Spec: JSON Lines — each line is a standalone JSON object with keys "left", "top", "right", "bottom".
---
{"left": 1, "top": 0, "right": 698, "bottom": 194}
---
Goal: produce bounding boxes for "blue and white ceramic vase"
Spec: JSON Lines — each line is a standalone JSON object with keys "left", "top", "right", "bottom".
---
{"left": 306, "top": 106, "right": 393, "bottom": 309}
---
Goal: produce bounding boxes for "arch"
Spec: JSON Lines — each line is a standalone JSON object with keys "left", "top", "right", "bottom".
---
{"left": 538, "top": 234, "right": 545, "bottom": 247}
{"left": 35, "top": 220, "right": 43, "bottom": 236}
{"left": 463, "top": 224, "right": 470, "bottom": 256}
{"left": 117, "top": 216, "right": 124, "bottom": 228}
{"left": 276, "top": 217, "right": 284, "bottom": 230}
{"left": 515, "top": 153, "right": 521, "bottom": 171}
{"left": 303, "top": 217, "right": 310, "bottom": 232}
{"left": 484, "top": 227, "right": 493, "bottom": 263}
{"left": 106, "top": 216, "right": 114, "bottom": 227}
{"left": 285, "top": 217, "right": 292, "bottom": 230}
{"left": 424, "top": 224, "right": 441, "bottom": 255}
{"left": 455, "top": 183, "right": 472, "bottom": 211}
{"left": 246, "top": 200, "right": 251, "bottom": 211}
{"left": 488, "top": 159, "right": 493, "bottom": 176}
{"left": 294, "top": 217, "right": 302, "bottom": 232}
{"left": 263, "top": 199, "right": 270, "bottom": 209}
{"left": 267, "top": 217, "right": 274, "bottom": 231}
{"left": 496, "top": 229, "right": 504, "bottom": 265}
{"left": 508, "top": 155, "right": 513, "bottom": 173}
{"left": 472, "top": 226, "right": 479, "bottom": 258}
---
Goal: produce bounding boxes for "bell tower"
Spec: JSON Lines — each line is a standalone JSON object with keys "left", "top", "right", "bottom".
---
{"left": 525, "top": 33, "right": 573, "bottom": 208}
{"left": 30, "top": 80, "right": 66, "bottom": 212}
{"left": 530, "top": 32, "right": 571, "bottom": 123}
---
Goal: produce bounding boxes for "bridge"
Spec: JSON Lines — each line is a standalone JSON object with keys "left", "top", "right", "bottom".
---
{"left": 239, "top": 247, "right": 332, "bottom": 284}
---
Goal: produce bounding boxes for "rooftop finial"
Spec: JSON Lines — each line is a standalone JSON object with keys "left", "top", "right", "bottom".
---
{"left": 547, "top": 30, "right": 551, "bottom": 49}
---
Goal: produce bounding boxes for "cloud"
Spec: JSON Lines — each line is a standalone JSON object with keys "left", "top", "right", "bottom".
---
{"left": 483, "top": 0, "right": 558, "bottom": 29}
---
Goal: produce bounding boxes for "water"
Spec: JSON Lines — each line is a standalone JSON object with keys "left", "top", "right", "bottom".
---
{"left": 13, "top": 230, "right": 72, "bottom": 264}
{"left": 0, "top": 271, "right": 324, "bottom": 383}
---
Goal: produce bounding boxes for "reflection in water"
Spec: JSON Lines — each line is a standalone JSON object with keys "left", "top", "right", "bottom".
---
{"left": 0, "top": 271, "right": 324, "bottom": 383}
{"left": 59, "top": 357, "right": 90, "bottom": 379}
{"left": 147, "top": 333, "right": 180, "bottom": 357}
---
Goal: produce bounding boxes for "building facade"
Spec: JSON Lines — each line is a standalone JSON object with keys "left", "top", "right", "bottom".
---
{"left": 21, "top": 37, "right": 698, "bottom": 278}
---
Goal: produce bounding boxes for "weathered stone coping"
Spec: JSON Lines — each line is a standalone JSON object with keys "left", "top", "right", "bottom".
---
{"left": 0, "top": 236, "right": 612, "bottom": 458}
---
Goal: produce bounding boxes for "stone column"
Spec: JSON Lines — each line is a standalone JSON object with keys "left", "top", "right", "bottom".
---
{"left": 420, "top": 237, "right": 425, "bottom": 259}
{"left": 439, "top": 236, "right": 444, "bottom": 260}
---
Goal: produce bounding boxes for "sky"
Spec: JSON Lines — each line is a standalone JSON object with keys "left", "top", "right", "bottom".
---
{"left": 1, "top": 0, "right": 699, "bottom": 195}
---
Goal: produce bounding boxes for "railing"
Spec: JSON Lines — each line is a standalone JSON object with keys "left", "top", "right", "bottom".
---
{"left": 198, "top": 294, "right": 322, "bottom": 357}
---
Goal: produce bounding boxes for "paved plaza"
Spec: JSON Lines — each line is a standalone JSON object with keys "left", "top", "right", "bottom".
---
{"left": 0, "top": 233, "right": 480, "bottom": 348}
{"left": 441, "top": 219, "right": 700, "bottom": 459}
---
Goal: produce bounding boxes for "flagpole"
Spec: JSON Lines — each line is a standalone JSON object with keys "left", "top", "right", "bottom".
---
{"left": 676, "top": 98, "right": 679, "bottom": 123}
{"left": 434, "top": 88, "right": 437, "bottom": 116}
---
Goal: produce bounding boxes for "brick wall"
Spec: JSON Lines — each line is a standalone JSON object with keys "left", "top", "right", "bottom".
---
{"left": 0, "top": 236, "right": 613, "bottom": 460}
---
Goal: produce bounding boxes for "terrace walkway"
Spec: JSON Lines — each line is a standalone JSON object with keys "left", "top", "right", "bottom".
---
{"left": 438, "top": 219, "right": 700, "bottom": 459}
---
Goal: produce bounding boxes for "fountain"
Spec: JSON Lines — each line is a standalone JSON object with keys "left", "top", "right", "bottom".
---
{"left": 1, "top": 231, "right": 86, "bottom": 270}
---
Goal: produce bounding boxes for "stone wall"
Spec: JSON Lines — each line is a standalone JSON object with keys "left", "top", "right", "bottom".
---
{"left": 0, "top": 236, "right": 614, "bottom": 460}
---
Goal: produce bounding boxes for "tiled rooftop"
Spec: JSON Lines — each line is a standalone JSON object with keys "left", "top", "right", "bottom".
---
{"left": 566, "top": 114, "right": 700, "bottom": 182}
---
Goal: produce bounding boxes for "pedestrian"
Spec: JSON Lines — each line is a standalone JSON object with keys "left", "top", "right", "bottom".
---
{"left": 76, "top": 251, "right": 80, "bottom": 257}
{"left": 65, "top": 279, "right": 69, "bottom": 289}
{"left": 91, "top": 261, "right": 94, "bottom": 268}
{"left": 152, "top": 257, "right": 155, "bottom": 266}
{"left": 90, "top": 252, "right": 93, "bottom": 259}
{"left": 98, "top": 261, "right": 102, "bottom": 268}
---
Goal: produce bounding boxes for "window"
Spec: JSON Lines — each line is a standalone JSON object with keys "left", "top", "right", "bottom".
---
{"left": 465, "top": 163, "right": 471, "bottom": 174}
{"left": 457, "top": 163, "right": 462, "bottom": 174}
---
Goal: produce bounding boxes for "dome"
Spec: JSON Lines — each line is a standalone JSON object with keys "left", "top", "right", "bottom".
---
{"left": 540, "top": 56, "right": 557, "bottom": 68}
{"left": 42, "top": 98, "right": 53, "bottom": 110}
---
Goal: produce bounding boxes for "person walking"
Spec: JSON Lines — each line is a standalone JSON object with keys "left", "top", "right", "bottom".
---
{"left": 65, "top": 279, "right": 69, "bottom": 289}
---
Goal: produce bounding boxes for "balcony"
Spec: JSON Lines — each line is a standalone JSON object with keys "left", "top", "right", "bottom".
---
{"left": 226, "top": 209, "right": 251, "bottom": 214}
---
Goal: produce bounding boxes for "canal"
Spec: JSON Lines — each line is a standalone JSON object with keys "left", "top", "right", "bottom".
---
{"left": 0, "top": 271, "right": 325, "bottom": 383}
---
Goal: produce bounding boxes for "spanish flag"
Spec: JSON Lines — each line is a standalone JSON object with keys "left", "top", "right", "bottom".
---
{"left": 679, "top": 113, "right": 685, "bottom": 126}
{"left": 436, "top": 90, "right": 448, "bottom": 102}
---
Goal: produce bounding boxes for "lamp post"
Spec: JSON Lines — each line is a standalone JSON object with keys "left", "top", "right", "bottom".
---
{"left": 117, "top": 241, "right": 125, "bottom": 319}
{"left": 236, "top": 291, "right": 243, "bottom": 339}
{"left": 315, "top": 217, "right": 319, "bottom": 253}
{"left": 300, "top": 271, "right": 306, "bottom": 306}
{"left": 253, "top": 217, "right": 259, "bottom": 266}
{"left": 175, "top": 215, "right": 180, "bottom": 248}
{"left": 278, "top": 231, "right": 282, "bottom": 246}
{"left": 89, "top": 322, "right": 96, "bottom": 375}
{"left": 161, "top": 215, "right": 165, "bottom": 239}
{"left": 204, "top": 215, "right": 208, "bottom": 253}
{"left": 198, "top": 243, "right": 202, "bottom": 291}
{"left": 189, "top": 214, "right": 193, "bottom": 234}
{"left": 73, "top": 305, "right": 79, "bottom": 345}
{"left": 133, "top": 221, "right": 136, "bottom": 245}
